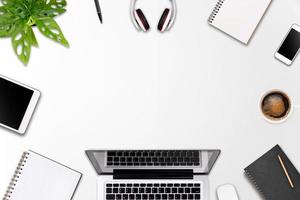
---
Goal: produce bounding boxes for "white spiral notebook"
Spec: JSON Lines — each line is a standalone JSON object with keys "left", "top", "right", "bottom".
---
{"left": 3, "top": 150, "right": 82, "bottom": 200}
{"left": 208, "top": 0, "right": 272, "bottom": 44}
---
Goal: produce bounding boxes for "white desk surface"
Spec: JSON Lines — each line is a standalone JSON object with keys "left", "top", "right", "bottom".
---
{"left": 1, "top": 0, "right": 300, "bottom": 199}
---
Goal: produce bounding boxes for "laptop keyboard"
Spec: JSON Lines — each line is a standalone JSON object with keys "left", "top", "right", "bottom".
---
{"left": 105, "top": 182, "right": 202, "bottom": 200}
{"left": 106, "top": 150, "right": 201, "bottom": 167}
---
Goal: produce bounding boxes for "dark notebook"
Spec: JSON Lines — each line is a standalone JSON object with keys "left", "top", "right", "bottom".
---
{"left": 244, "top": 145, "right": 300, "bottom": 200}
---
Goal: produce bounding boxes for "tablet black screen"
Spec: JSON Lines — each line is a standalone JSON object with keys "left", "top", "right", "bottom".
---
{"left": 0, "top": 77, "right": 33, "bottom": 130}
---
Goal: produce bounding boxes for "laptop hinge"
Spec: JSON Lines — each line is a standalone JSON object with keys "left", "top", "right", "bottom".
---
{"left": 113, "top": 169, "right": 193, "bottom": 179}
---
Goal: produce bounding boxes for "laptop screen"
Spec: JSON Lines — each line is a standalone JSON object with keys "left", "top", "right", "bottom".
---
{"left": 86, "top": 150, "right": 220, "bottom": 175}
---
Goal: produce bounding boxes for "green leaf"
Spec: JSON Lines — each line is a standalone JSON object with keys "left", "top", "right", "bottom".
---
{"left": 35, "top": 17, "right": 69, "bottom": 47}
{"left": 0, "top": 7, "right": 22, "bottom": 37}
{"left": 33, "top": 0, "right": 66, "bottom": 18}
{"left": 4, "top": 4, "right": 29, "bottom": 19}
{"left": 27, "top": 24, "right": 38, "bottom": 46}
{"left": 12, "top": 25, "right": 33, "bottom": 65}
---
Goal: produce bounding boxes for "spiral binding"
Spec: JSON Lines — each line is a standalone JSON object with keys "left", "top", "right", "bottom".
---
{"left": 245, "top": 170, "right": 270, "bottom": 200}
{"left": 3, "top": 152, "right": 30, "bottom": 200}
{"left": 208, "top": 0, "right": 225, "bottom": 23}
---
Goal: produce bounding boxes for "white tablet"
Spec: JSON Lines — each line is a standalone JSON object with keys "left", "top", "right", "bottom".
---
{"left": 0, "top": 75, "right": 40, "bottom": 134}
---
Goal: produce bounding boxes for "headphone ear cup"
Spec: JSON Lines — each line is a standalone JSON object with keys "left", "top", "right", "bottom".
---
{"left": 158, "top": 8, "right": 171, "bottom": 32}
{"left": 135, "top": 9, "right": 150, "bottom": 32}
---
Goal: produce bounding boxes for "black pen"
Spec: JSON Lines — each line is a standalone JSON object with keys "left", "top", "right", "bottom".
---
{"left": 94, "top": 0, "right": 103, "bottom": 24}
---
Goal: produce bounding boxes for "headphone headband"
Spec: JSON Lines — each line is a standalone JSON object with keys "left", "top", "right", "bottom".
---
{"left": 168, "top": 0, "right": 177, "bottom": 30}
{"left": 130, "top": 0, "right": 177, "bottom": 31}
{"left": 130, "top": 0, "right": 140, "bottom": 30}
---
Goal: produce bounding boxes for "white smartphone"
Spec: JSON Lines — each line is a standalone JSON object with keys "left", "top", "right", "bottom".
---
{"left": 0, "top": 74, "right": 40, "bottom": 134}
{"left": 275, "top": 24, "right": 300, "bottom": 66}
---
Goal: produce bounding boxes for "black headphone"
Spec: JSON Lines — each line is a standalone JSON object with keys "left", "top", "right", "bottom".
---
{"left": 130, "top": 0, "right": 177, "bottom": 32}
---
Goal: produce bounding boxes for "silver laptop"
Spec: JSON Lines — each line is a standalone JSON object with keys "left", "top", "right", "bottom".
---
{"left": 86, "top": 149, "right": 220, "bottom": 200}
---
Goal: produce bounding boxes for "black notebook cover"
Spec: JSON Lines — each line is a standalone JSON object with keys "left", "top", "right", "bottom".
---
{"left": 244, "top": 145, "right": 300, "bottom": 200}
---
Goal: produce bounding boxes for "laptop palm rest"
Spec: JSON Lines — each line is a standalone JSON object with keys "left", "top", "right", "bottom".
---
{"left": 113, "top": 169, "right": 193, "bottom": 179}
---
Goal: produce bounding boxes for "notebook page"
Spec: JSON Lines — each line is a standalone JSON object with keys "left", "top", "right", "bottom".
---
{"left": 9, "top": 151, "right": 81, "bottom": 200}
{"left": 211, "top": 0, "right": 271, "bottom": 44}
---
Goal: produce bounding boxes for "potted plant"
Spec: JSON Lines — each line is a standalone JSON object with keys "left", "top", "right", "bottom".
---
{"left": 0, "top": 0, "right": 69, "bottom": 65}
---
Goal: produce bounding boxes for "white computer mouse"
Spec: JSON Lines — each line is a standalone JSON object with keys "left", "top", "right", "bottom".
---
{"left": 217, "top": 184, "right": 239, "bottom": 200}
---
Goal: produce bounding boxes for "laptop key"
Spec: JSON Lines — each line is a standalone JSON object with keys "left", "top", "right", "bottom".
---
{"left": 107, "top": 157, "right": 113, "bottom": 162}
{"left": 192, "top": 188, "right": 200, "bottom": 193}
{"left": 165, "top": 188, "right": 171, "bottom": 193}
{"left": 107, "top": 151, "right": 116, "bottom": 156}
{"left": 126, "top": 188, "right": 131, "bottom": 193}
{"left": 106, "top": 194, "right": 115, "bottom": 200}
{"left": 116, "top": 194, "right": 122, "bottom": 200}
{"left": 113, "top": 188, "right": 118, "bottom": 193}
{"left": 116, "top": 152, "right": 123, "bottom": 156}
{"left": 139, "top": 188, "right": 145, "bottom": 193}
{"left": 106, "top": 188, "right": 112, "bottom": 193}
{"left": 133, "top": 188, "right": 138, "bottom": 193}
{"left": 182, "top": 194, "right": 187, "bottom": 199}
{"left": 195, "top": 194, "right": 201, "bottom": 199}
{"left": 129, "top": 152, "right": 135, "bottom": 156}
{"left": 119, "top": 188, "right": 125, "bottom": 193}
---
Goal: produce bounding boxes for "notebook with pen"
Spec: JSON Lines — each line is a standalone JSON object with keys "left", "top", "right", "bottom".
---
{"left": 244, "top": 145, "right": 300, "bottom": 200}
{"left": 208, "top": 0, "right": 272, "bottom": 44}
{"left": 3, "top": 150, "right": 82, "bottom": 200}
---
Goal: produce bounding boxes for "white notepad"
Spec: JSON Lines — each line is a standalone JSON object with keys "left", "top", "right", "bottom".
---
{"left": 3, "top": 151, "right": 82, "bottom": 200}
{"left": 208, "top": 0, "right": 272, "bottom": 44}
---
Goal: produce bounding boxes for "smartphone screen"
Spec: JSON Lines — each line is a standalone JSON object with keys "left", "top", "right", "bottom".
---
{"left": 278, "top": 28, "right": 300, "bottom": 61}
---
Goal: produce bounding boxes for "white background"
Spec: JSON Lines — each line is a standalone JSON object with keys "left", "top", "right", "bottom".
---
{"left": 1, "top": 0, "right": 300, "bottom": 199}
